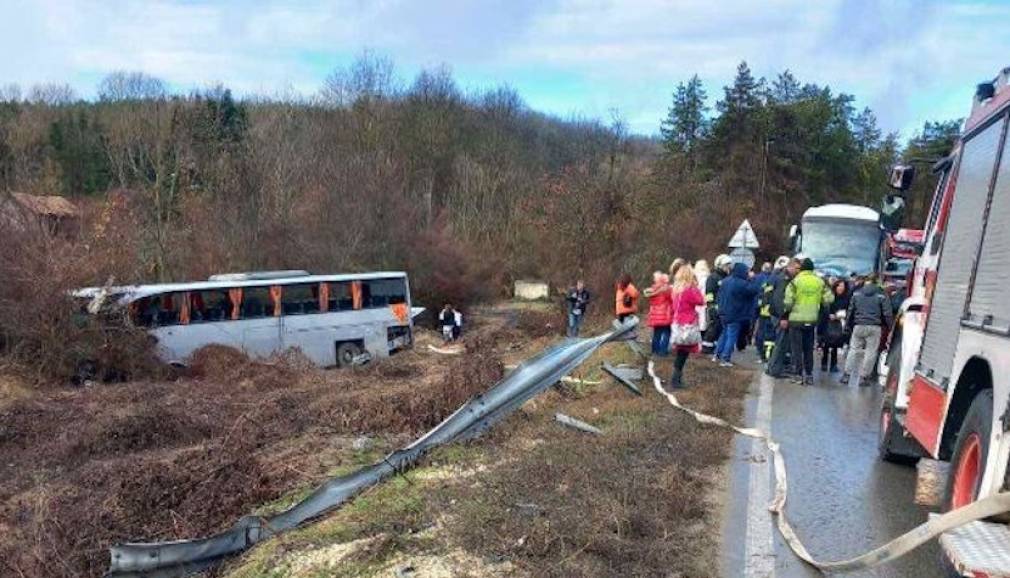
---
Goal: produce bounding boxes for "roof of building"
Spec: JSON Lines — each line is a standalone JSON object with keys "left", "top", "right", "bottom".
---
{"left": 8, "top": 192, "right": 79, "bottom": 218}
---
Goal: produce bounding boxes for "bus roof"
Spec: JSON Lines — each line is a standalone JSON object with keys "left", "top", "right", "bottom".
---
{"left": 73, "top": 271, "right": 408, "bottom": 303}
{"left": 802, "top": 204, "right": 879, "bottom": 223}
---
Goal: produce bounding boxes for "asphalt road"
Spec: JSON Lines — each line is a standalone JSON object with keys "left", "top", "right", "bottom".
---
{"left": 721, "top": 359, "right": 943, "bottom": 578}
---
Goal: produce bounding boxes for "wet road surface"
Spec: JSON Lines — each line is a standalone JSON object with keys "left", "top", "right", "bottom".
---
{"left": 721, "top": 360, "right": 942, "bottom": 577}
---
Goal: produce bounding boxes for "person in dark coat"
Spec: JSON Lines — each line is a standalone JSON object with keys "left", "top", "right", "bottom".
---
{"left": 842, "top": 275, "right": 894, "bottom": 386}
{"left": 765, "top": 258, "right": 800, "bottom": 378}
{"left": 714, "top": 262, "right": 761, "bottom": 366}
{"left": 820, "top": 279, "right": 850, "bottom": 373}
{"left": 565, "top": 280, "right": 590, "bottom": 337}
{"left": 702, "top": 255, "right": 731, "bottom": 353}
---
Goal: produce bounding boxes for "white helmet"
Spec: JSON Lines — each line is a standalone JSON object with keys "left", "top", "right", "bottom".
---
{"left": 715, "top": 254, "right": 731, "bottom": 269}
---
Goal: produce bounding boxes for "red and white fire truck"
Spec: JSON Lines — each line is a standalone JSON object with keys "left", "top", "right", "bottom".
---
{"left": 880, "top": 66, "right": 1010, "bottom": 573}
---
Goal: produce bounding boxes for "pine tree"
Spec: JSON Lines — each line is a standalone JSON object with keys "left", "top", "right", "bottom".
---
{"left": 852, "top": 107, "right": 881, "bottom": 152}
{"left": 717, "top": 61, "right": 763, "bottom": 116}
{"left": 659, "top": 74, "right": 708, "bottom": 159}
{"left": 770, "top": 70, "right": 801, "bottom": 104}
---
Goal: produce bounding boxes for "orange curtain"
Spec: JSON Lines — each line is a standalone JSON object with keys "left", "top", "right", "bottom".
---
{"left": 319, "top": 283, "right": 330, "bottom": 312}
{"left": 270, "top": 285, "right": 282, "bottom": 317}
{"left": 179, "top": 292, "right": 191, "bottom": 325}
{"left": 351, "top": 281, "right": 363, "bottom": 310}
{"left": 228, "top": 288, "right": 243, "bottom": 320}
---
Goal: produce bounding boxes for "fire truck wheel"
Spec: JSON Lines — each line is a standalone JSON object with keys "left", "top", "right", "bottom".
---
{"left": 878, "top": 338, "right": 921, "bottom": 464}
{"left": 943, "top": 389, "right": 994, "bottom": 511}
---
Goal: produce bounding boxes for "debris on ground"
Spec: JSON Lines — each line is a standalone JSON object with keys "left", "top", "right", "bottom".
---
{"left": 554, "top": 412, "right": 604, "bottom": 435}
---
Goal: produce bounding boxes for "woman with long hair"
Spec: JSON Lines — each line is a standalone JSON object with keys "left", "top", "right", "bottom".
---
{"left": 669, "top": 264, "right": 706, "bottom": 388}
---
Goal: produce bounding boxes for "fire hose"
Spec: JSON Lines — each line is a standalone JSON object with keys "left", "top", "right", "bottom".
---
{"left": 644, "top": 360, "right": 1010, "bottom": 573}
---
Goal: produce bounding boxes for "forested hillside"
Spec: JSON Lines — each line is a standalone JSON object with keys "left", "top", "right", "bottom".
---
{"left": 0, "top": 56, "right": 959, "bottom": 331}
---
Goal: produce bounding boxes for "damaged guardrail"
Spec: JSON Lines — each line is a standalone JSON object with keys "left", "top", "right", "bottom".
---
{"left": 106, "top": 317, "right": 638, "bottom": 578}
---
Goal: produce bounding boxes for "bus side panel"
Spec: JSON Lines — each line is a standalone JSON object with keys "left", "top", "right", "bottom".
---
{"left": 241, "top": 317, "right": 282, "bottom": 360}
{"left": 906, "top": 375, "right": 947, "bottom": 457}
{"left": 150, "top": 322, "right": 246, "bottom": 364}
{"left": 280, "top": 309, "right": 397, "bottom": 366}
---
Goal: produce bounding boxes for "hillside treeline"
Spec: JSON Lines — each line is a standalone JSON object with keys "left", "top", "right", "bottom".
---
{"left": 1, "top": 57, "right": 959, "bottom": 316}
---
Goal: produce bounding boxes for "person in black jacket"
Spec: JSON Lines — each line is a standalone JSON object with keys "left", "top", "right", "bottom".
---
{"left": 841, "top": 275, "right": 894, "bottom": 386}
{"left": 439, "top": 304, "right": 457, "bottom": 342}
{"left": 765, "top": 258, "right": 800, "bottom": 378}
{"left": 702, "top": 255, "right": 731, "bottom": 353}
{"left": 565, "top": 281, "right": 590, "bottom": 337}
{"left": 819, "top": 279, "right": 850, "bottom": 373}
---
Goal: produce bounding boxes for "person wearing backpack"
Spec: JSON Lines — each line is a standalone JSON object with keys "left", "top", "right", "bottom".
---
{"left": 841, "top": 274, "right": 894, "bottom": 387}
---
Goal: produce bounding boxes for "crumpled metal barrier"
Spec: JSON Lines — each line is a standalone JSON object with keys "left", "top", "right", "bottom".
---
{"left": 106, "top": 317, "right": 638, "bottom": 578}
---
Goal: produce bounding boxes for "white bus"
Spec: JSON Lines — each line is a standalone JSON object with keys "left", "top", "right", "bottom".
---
{"left": 790, "top": 204, "right": 883, "bottom": 278}
{"left": 75, "top": 271, "right": 415, "bottom": 367}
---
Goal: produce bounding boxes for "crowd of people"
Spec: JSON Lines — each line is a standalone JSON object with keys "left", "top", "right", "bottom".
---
{"left": 564, "top": 253, "right": 897, "bottom": 390}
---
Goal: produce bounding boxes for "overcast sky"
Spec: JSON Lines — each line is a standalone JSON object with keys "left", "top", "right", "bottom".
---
{"left": 3, "top": 0, "right": 1009, "bottom": 137}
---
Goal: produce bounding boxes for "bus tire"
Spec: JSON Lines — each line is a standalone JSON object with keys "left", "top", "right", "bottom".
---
{"left": 336, "top": 342, "right": 362, "bottom": 368}
{"left": 943, "top": 389, "right": 993, "bottom": 511}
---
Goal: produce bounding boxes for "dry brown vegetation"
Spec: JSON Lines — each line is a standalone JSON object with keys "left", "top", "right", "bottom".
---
{"left": 0, "top": 323, "right": 509, "bottom": 578}
{"left": 216, "top": 336, "right": 751, "bottom": 578}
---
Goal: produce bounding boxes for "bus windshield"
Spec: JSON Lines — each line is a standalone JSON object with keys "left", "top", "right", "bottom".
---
{"left": 799, "top": 219, "right": 881, "bottom": 277}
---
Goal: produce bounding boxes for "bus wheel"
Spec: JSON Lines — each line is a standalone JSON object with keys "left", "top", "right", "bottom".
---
{"left": 336, "top": 342, "right": 362, "bottom": 368}
{"left": 944, "top": 390, "right": 993, "bottom": 511}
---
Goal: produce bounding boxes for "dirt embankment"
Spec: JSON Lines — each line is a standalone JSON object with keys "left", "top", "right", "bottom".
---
{"left": 0, "top": 310, "right": 532, "bottom": 578}
{"left": 219, "top": 327, "right": 752, "bottom": 578}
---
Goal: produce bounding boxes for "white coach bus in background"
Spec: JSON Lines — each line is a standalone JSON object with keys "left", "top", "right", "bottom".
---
{"left": 75, "top": 271, "right": 415, "bottom": 367}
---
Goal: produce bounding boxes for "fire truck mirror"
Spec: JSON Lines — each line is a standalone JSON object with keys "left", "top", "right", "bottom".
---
{"left": 881, "top": 194, "right": 906, "bottom": 232}
{"left": 889, "top": 164, "right": 916, "bottom": 191}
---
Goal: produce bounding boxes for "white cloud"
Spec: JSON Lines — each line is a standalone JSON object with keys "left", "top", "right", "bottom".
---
{"left": 0, "top": 0, "right": 1008, "bottom": 136}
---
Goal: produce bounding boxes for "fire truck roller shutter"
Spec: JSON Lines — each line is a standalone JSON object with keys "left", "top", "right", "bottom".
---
{"left": 919, "top": 117, "right": 1004, "bottom": 386}
{"left": 968, "top": 119, "right": 1010, "bottom": 332}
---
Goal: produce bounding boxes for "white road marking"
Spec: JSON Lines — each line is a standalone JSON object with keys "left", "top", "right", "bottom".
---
{"left": 744, "top": 373, "right": 776, "bottom": 578}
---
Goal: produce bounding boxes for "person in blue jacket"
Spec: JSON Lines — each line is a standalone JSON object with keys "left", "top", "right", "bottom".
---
{"left": 714, "top": 262, "right": 763, "bottom": 367}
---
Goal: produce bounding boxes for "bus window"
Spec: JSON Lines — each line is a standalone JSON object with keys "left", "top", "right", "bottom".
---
{"left": 327, "top": 282, "right": 354, "bottom": 311}
{"left": 282, "top": 283, "right": 319, "bottom": 315}
{"left": 240, "top": 287, "right": 272, "bottom": 319}
{"left": 366, "top": 278, "right": 407, "bottom": 307}
{"left": 132, "top": 293, "right": 181, "bottom": 326}
{"left": 190, "top": 290, "right": 233, "bottom": 322}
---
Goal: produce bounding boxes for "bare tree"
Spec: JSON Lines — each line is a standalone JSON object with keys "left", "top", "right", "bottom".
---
{"left": 320, "top": 49, "right": 399, "bottom": 107}
{"left": 27, "top": 83, "right": 77, "bottom": 106}
{"left": 97, "top": 71, "right": 167, "bottom": 102}
{"left": 0, "top": 83, "right": 21, "bottom": 103}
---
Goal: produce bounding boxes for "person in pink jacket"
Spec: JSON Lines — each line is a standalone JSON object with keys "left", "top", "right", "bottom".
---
{"left": 669, "top": 264, "right": 706, "bottom": 388}
{"left": 643, "top": 271, "right": 673, "bottom": 356}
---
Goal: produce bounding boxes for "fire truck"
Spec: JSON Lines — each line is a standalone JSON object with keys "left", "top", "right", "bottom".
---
{"left": 880, "top": 66, "right": 1010, "bottom": 574}
{"left": 879, "top": 228, "right": 924, "bottom": 293}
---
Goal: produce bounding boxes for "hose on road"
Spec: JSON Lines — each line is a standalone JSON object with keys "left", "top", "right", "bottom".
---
{"left": 644, "top": 361, "right": 1010, "bottom": 574}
